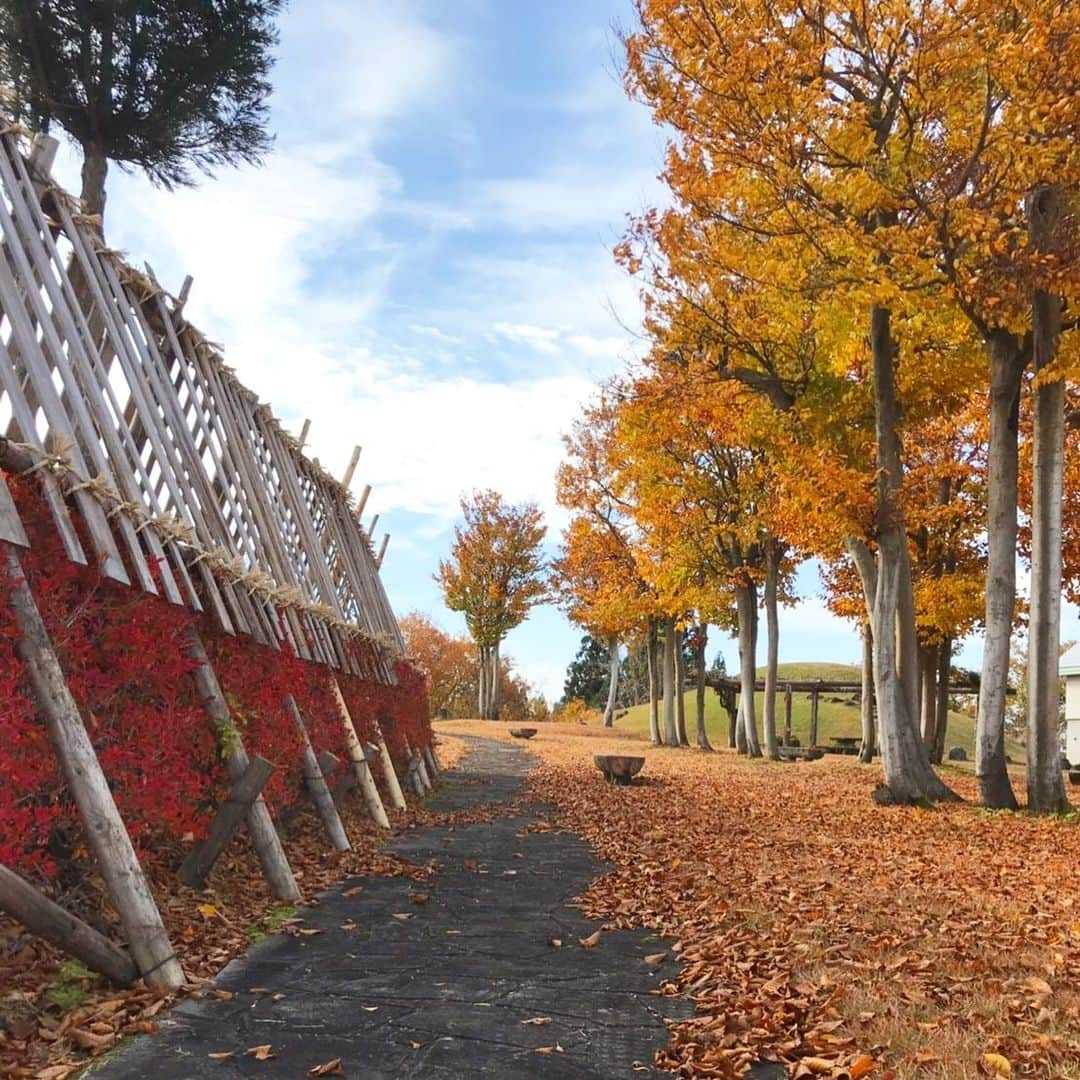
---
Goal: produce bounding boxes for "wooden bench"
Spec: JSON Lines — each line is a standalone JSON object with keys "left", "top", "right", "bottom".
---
{"left": 777, "top": 746, "right": 825, "bottom": 762}
{"left": 509, "top": 727, "right": 537, "bottom": 739}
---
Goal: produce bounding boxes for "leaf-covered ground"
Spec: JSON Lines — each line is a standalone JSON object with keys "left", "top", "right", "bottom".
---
{"left": 438, "top": 721, "right": 1080, "bottom": 1079}
{"left": 0, "top": 735, "right": 469, "bottom": 1080}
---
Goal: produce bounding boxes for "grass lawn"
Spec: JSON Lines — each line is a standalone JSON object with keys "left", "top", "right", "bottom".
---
{"left": 615, "top": 661, "right": 1024, "bottom": 761}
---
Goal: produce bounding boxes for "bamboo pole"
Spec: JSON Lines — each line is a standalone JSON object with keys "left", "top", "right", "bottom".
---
{"left": 0, "top": 863, "right": 139, "bottom": 987}
{"left": 284, "top": 694, "right": 351, "bottom": 851}
{"left": 5, "top": 547, "right": 184, "bottom": 988}
{"left": 184, "top": 629, "right": 301, "bottom": 901}
{"left": 330, "top": 678, "right": 391, "bottom": 828}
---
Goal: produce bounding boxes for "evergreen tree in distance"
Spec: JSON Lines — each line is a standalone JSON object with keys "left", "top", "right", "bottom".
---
{"left": 561, "top": 635, "right": 610, "bottom": 709}
{"left": 0, "top": 0, "right": 283, "bottom": 224}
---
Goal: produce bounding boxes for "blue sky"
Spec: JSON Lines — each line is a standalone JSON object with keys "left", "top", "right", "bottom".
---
{"left": 49, "top": 0, "right": 1080, "bottom": 702}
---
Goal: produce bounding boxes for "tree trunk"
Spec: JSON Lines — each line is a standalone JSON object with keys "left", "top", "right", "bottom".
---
{"left": 865, "top": 301, "right": 957, "bottom": 802}
{"left": 490, "top": 640, "right": 502, "bottom": 720}
{"left": 726, "top": 688, "right": 738, "bottom": 749}
{"left": 1026, "top": 183, "right": 1069, "bottom": 813}
{"left": 602, "top": 636, "right": 620, "bottom": 726}
{"left": 646, "top": 619, "right": 661, "bottom": 745}
{"left": 477, "top": 644, "right": 487, "bottom": 719}
{"left": 920, "top": 643, "right": 938, "bottom": 750}
{"left": 674, "top": 627, "right": 689, "bottom": 745}
{"left": 79, "top": 141, "right": 108, "bottom": 224}
{"left": 859, "top": 623, "right": 875, "bottom": 763}
{"left": 735, "top": 582, "right": 761, "bottom": 757}
{"left": 662, "top": 617, "right": 678, "bottom": 746}
{"left": 762, "top": 539, "right": 780, "bottom": 760}
{"left": 976, "top": 330, "right": 1024, "bottom": 809}
{"left": 933, "top": 638, "right": 950, "bottom": 765}
{"left": 783, "top": 683, "right": 793, "bottom": 747}
{"left": 695, "top": 625, "right": 712, "bottom": 750}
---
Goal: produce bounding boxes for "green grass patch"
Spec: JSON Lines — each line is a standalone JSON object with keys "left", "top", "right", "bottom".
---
{"left": 46, "top": 960, "right": 96, "bottom": 1012}
{"left": 247, "top": 903, "right": 298, "bottom": 943}
{"left": 617, "top": 661, "right": 1023, "bottom": 761}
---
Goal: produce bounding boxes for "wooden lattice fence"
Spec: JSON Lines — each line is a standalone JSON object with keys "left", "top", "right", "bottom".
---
{"left": 0, "top": 128, "right": 437, "bottom": 992}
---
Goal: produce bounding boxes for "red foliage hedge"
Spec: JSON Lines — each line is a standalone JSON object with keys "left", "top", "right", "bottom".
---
{"left": 0, "top": 475, "right": 430, "bottom": 880}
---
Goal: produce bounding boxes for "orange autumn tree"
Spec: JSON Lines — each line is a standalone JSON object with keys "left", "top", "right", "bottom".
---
{"left": 399, "top": 612, "right": 534, "bottom": 721}
{"left": 555, "top": 385, "right": 658, "bottom": 731}
{"left": 436, "top": 491, "right": 547, "bottom": 720}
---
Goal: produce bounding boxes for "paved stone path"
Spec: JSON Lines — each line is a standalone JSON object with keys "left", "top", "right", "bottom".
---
{"left": 92, "top": 737, "right": 688, "bottom": 1078}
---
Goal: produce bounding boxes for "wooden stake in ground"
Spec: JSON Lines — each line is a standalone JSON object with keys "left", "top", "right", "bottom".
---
{"left": 369, "top": 718, "right": 407, "bottom": 811}
{"left": 406, "top": 739, "right": 432, "bottom": 791}
{"left": 285, "top": 694, "right": 351, "bottom": 851}
{"left": 178, "top": 756, "right": 275, "bottom": 889}
{"left": 330, "top": 678, "right": 391, "bottom": 829}
{"left": 0, "top": 862, "right": 139, "bottom": 987}
{"left": 5, "top": 547, "right": 184, "bottom": 989}
{"left": 184, "top": 628, "right": 301, "bottom": 901}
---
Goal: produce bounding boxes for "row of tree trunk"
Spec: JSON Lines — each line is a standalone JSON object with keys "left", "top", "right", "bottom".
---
{"left": 476, "top": 641, "right": 502, "bottom": 720}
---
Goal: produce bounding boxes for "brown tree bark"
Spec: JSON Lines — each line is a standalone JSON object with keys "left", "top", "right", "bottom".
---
{"left": 646, "top": 619, "right": 661, "bottom": 745}
{"left": 1026, "top": 183, "right": 1069, "bottom": 813}
{"left": 662, "top": 617, "right": 678, "bottom": 746}
{"left": 694, "top": 624, "right": 713, "bottom": 750}
{"left": 859, "top": 623, "right": 875, "bottom": 763}
{"left": 976, "top": 331, "right": 1024, "bottom": 809}
{"left": 862, "top": 301, "right": 957, "bottom": 802}
{"left": 762, "top": 537, "right": 780, "bottom": 759}
{"left": 674, "top": 627, "right": 689, "bottom": 746}
{"left": 735, "top": 582, "right": 761, "bottom": 757}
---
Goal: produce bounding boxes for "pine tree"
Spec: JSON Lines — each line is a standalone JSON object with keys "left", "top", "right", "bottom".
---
{"left": 561, "top": 635, "right": 610, "bottom": 709}
{"left": 0, "top": 0, "right": 283, "bottom": 222}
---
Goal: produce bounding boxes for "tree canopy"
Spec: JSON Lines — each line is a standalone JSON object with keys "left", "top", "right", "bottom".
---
{"left": 0, "top": 0, "right": 283, "bottom": 219}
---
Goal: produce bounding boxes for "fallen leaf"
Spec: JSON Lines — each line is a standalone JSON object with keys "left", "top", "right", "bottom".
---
{"left": 643, "top": 952, "right": 667, "bottom": 966}
{"left": 308, "top": 1058, "right": 344, "bottom": 1076}
{"left": 342, "top": 885, "right": 364, "bottom": 898}
{"left": 1022, "top": 976, "right": 1052, "bottom": 996}
{"left": 197, "top": 903, "right": 218, "bottom": 919}
{"left": 521, "top": 1017, "right": 552, "bottom": 1026}
{"left": 246, "top": 1044, "right": 275, "bottom": 1061}
{"left": 391, "top": 912, "right": 415, "bottom": 921}
{"left": 850, "top": 1054, "right": 876, "bottom": 1079}
{"left": 208, "top": 1051, "right": 235, "bottom": 1061}
{"left": 547, "top": 937, "right": 563, "bottom": 948}
{"left": 535, "top": 1044, "right": 565, "bottom": 1054}
{"left": 411, "top": 892, "right": 430, "bottom": 905}
{"left": 982, "top": 1053, "right": 1012, "bottom": 1076}
{"left": 464, "top": 858, "right": 478, "bottom": 871}
{"left": 579, "top": 930, "right": 601, "bottom": 948}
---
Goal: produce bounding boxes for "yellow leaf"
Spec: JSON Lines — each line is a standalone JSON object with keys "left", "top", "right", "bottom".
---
{"left": 982, "top": 1053, "right": 1011, "bottom": 1076}
{"left": 198, "top": 903, "right": 218, "bottom": 919}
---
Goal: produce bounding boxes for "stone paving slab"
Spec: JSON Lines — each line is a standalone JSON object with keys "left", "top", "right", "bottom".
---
{"left": 89, "top": 736, "right": 689, "bottom": 1078}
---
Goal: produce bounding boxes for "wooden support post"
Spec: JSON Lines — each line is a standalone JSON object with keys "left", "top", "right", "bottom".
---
{"left": 331, "top": 678, "right": 391, "bottom": 828}
{"left": 375, "top": 533, "right": 390, "bottom": 567}
{"left": 5, "top": 547, "right": 184, "bottom": 989}
{"left": 404, "top": 753, "right": 426, "bottom": 797}
{"left": 178, "top": 757, "right": 275, "bottom": 889}
{"left": 422, "top": 744, "right": 439, "bottom": 779}
{"left": 285, "top": 695, "right": 350, "bottom": 852}
{"left": 298, "top": 418, "right": 311, "bottom": 448}
{"left": 317, "top": 750, "right": 358, "bottom": 802}
{"left": 407, "top": 740, "right": 432, "bottom": 791}
{"left": 366, "top": 513, "right": 379, "bottom": 541}
{"left": 372, "top": 720, "right": 407, "bottom": 811}
{"left": 0, "top": 862, "right": 139, "bottom": 987}
{"left": 354, "top": 484, "right": 371, "bottom": 520}
{"left": 809, "top": 687, "right": 820, "bottom": 748}
{"left": 341, "top": 445, "right": 361, "bottom": 491}
{"left": 783, "top": 684, "right": 793, "bottom": 746}
{"left": 184, "top": 628, "right": 301, "bottom": 901}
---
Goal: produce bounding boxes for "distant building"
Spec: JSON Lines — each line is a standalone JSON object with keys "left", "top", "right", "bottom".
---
{"left": 1061, "top": 643, "right": 1080, "bottom": 765}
